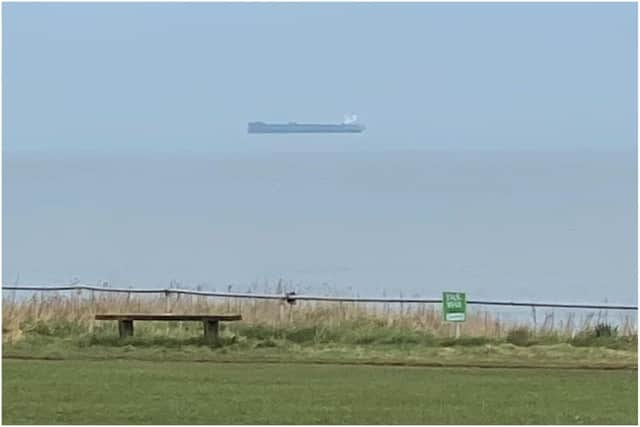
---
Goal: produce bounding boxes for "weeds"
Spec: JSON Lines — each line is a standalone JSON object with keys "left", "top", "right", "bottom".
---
{"left": 568, "top": 323, "right": 637, "bottom": 350}
{"left": 2, "top": 293, "right": 637, "bottom": 352}
{"left": 506, "top": 327, "right": 532, "bottom": 347}
{"left": 594, "top": 322, "right": 618, "bottom": 337}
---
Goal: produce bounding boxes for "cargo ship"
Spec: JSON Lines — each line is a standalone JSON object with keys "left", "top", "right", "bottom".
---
{"left": 248, "top": 115, "right": 365, "bottom": 134}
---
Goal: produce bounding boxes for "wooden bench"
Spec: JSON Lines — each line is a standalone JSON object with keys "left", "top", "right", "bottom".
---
{"left": 95, "top": 314, "right": 242, "bottom": 343}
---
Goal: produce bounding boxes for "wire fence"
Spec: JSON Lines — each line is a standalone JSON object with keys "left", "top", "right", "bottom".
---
{"left": 2, "top": 284, "right": 637, "bottom": 311}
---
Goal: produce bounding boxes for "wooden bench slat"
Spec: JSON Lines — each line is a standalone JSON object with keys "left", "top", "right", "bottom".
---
{"left": 95, "top": 314, "right": 242, "bottom": 321}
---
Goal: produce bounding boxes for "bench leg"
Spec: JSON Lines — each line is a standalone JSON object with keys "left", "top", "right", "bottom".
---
{"left": 203, "top": 320, "right": 219, "bottom": 345}
{"left": 118, "top": 320, "right": 134, "bottom": 338}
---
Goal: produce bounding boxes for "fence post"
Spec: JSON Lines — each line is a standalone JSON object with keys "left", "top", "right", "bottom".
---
{"left": 285, "top": 292, "right": 296, "bottom": 325}
{"left": 165, "top": 290, "right": 171, "bottom": 313}
{"left": 278, "top": 299, "right": 285, "bottom": 326}
{"left": 164, "top": 289, "right": 171, "bottom": 335}
{"left": 287, "top": 300, "right": 293, "bottom": 325}
{"left": 531, "top": 306, "right": 537, "bottom": 335}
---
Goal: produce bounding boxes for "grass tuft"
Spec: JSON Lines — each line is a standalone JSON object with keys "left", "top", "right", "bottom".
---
{"left": 506, "top": 327, "right": 532, "bottom": 347}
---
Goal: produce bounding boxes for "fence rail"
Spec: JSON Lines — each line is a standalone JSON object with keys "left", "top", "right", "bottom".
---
{"left": 2, "top": 284, "right": 637, "bottom": 311}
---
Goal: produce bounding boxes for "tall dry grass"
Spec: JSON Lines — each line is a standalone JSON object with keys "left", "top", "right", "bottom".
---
{"left": 3, "top": 290, "right": 637, "bottom": 341}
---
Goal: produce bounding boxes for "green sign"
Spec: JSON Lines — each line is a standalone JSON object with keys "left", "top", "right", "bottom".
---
{"left": 443, "top": 292, "right": 467, "bottom": 322}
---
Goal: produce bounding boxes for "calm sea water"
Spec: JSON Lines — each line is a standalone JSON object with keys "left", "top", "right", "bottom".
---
{"left": 3, "top": 149, "right": 636, "bottom": 307}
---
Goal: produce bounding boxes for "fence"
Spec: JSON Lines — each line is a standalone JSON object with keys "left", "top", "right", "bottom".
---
{"left": 3, "top": 284, "right": 637, "bottom": 337}
{"left": 2, "top": 284, "right": 637, "bottom": 311}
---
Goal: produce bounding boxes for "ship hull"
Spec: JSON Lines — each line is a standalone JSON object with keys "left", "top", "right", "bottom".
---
{"left": 248, "top": 122, "right": 365, "bottom": 134}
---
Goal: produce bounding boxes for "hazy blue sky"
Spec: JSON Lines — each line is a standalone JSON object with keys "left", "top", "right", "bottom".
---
{"left": 3, "top": 3, "right": 637, "bottom": 308}
{"left": 3, "top": 2, "right": 637, "bottom": 153}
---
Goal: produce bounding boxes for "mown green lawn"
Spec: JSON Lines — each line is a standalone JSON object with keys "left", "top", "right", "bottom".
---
{"left": 3, "top": 359, "right": 637, "bottom": 424}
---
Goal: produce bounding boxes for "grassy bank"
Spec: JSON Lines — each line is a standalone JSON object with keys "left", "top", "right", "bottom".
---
{"left": 3, "top": 359, "right": 637, "bottom": 424}
{"left": 4, "top": 291, "right": 637, "bottom": 340}
{"left": 3, "top": 318, "right": 637, "bottom": 369}
{"left": 3, "top": 293, "right": 637, "bottom": 369}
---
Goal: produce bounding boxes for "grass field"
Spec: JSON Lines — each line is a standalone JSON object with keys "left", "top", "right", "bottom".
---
{"left": 2, "top": 359, "right": 637, "bottom": 424}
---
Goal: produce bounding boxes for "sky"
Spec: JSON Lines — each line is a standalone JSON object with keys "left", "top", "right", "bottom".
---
{"left": 2, "top": 2, "right": 637, "bottom": 154}
{"left": 2, "top": 3, "right": 637, "bottom": 308}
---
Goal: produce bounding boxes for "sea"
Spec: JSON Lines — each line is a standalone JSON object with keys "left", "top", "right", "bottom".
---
{"left": 3, "top": 149, "right": 637, "bottom": 324}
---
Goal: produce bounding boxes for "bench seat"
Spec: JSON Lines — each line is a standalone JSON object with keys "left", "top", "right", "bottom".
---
{"left": 95, "top": 314, "right": 242, "bottom": 321}
{"left": 95, "top": 313, "right": 242, "bottom": 343}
